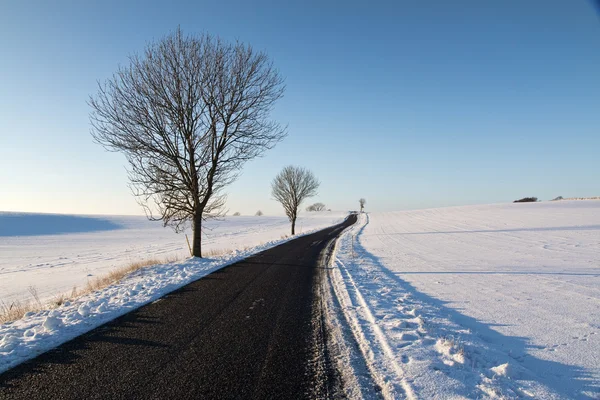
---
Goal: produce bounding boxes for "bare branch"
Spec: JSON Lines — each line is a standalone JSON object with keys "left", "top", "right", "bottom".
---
{"left": 89, "top": 28, "right": 286, "bottom": 256}
{"left": 271, "top": 166, "right": 320, "bottom": 235}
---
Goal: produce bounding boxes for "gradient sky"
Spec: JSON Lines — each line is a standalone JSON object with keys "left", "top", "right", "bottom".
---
{"left": 1, "top": 0, "right": 599, "bottom": 216}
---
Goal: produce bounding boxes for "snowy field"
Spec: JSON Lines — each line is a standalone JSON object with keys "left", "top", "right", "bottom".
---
{"left": 327, "top": 201, "right": 599, "bottom": 399}
{"left": 0, "top": 211, "right": 346, "bottom": 305}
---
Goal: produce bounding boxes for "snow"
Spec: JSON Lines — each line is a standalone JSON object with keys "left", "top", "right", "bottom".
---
{"left": 0, "top": 211, "right": 346, "bottom": 374}
{"left": 491, "top": 363, "right": 517, "bottom": 379}
{"left": 326, "top": 201, "right": 599, "bottom": 399}
{"left": 0, "top": 211, "right": 346, "bottom": 305}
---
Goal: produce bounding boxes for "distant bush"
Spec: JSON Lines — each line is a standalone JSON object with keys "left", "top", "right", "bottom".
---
{"left": 306, "top": 202, "right": 326, "bottom": 212}
{"left": 551, "top": 196, "right": 564, "bottom": 201}
{"left": 513, "top": 197, "right": 538, "bottom": 203}
{"left": 232, "top": 212, "right": 241, "bottom": 216}
{"left": 255, "top": 210, "right": 263, "bottom": 216}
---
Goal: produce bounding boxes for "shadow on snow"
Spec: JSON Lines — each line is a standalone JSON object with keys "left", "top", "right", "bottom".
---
{"left": 362, "top": 224, "right": 600, "bottom": 236}
{"left": 0, "top": 213, "right": 123, "bottom": 237}
{"left": 351, "top": 215, "right": 598, "bottom": 399}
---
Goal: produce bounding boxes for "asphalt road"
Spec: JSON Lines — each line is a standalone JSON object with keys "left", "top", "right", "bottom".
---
{"left": 0, "top": 214, "right": 357, "bottom": 400}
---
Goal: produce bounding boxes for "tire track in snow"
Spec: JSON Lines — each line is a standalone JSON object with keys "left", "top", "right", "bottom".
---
{"left": 328, "top": 226, "right": 416, "bottom": 399}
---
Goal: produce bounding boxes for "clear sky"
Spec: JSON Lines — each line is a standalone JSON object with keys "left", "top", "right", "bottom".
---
{"left": 1, "top": 1, "right": 599, "bottom": 216}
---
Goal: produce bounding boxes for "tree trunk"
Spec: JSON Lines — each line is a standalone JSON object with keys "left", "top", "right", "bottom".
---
{"left": 291, "top": 217, "right": 296, "bottom": 236}
{"left": 192, "top": 215, "right": 202, "bottom": 257}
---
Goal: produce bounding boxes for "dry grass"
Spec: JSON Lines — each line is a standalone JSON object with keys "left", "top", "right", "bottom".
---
{"left": 0, "top": 299, "right": 31, "bottom": 325}
{"left": 203, "top": 244, "right": 264, "bottom": 257}
{"left": 83, "top": 256, "right": 177, "bottom": 293}
{"left": 203, "top": 248, "right": 231, "bottom": 257}
{"left": 0, "top": 287, "right": 43, "bottom": 324}
{"left": 0, "top": 256, "right": 178, "bottom": 325}
{"left": 437, "top": 336, "right": 466, "bottom": 363}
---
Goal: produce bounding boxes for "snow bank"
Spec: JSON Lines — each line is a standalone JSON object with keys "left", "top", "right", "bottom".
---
{"left": 326, "top": 201, "right": 599, "bottom": 399}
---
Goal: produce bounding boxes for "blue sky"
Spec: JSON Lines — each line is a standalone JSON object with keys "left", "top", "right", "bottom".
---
{"left": 1, "top": 1, "right": 599, "bottom": 215}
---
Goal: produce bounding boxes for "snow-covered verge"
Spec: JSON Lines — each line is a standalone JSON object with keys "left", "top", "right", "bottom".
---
{"left": 326, "top": 201, "right": 599, "bottom": 399}
{"left": 0, "top": 215, "right": 348, "bottom": 374}
{"left": 0, "top": 211, "right": 346, "bottom": 305}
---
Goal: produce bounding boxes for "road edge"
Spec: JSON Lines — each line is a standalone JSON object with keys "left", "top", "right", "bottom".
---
{"left": 311, "top": 214, "right": 381, "bottom": 399}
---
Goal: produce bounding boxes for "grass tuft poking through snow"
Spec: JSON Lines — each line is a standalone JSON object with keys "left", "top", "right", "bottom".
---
{"left": 83, "top": 256, "right": 179, "bottom": 294}
{"left": 435, "top": 337, "right": 466, "bottom": 365}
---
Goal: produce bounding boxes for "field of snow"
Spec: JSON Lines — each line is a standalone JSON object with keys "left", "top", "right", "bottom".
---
{"left": 0, "top": 211, "right": 346, "bottom": 305}
{"left": 327, "top": 201, "right": 599, "bottom": 399}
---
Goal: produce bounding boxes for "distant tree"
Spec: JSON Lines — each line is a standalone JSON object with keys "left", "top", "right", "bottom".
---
{"left": 89, "top": 28, "right": 286, "bottom": 258}
{"left": 255, "top": 210, "right": 263, "bottom": 216}
{"left": 359, "top": 198, "right": 366, "bottom": 212}
{"left": 551, "top": 196, "right": 564, "bottom": 201}
{"left": 232, "top": 212, "right": 241, "bottom": 216}
{"left": 306, "top": 202, "right": 326, "bottom": 212}
{"left": 514, "top": 197, "right": 538, "bottom": 203}
{"left": 271, "top": 166, "right": 320, "bottom": 235}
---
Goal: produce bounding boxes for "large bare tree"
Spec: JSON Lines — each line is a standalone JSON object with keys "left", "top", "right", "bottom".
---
{"left": 271, "top": 166, "right": 320, "bottom": 235}
{"left": 89, "top": 28, "right": 286, "bottom": 257}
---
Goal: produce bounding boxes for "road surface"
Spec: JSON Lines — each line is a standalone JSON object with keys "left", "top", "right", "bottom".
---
{"left": 0, "top": 214, "right": 357, "bottom": 399}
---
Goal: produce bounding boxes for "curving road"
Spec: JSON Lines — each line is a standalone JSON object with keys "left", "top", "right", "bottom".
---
{"left": 0, "top": 214, "right": 356, "bottom": 400}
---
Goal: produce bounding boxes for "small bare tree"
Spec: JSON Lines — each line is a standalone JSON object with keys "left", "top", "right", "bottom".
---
{"left": 255, "top": 210, "right": 263, "bottom": 216}
{"left": 359, "top": 198, "right": 366, "bottom": 212}
{"left": 89, "top": 28, "right": 286, "bottom": 257}
{"left": 306, "top": 202, "right": 326, "bottom": 212}
{"left": 272, "top": 166, "right": 320, "bottom": 235}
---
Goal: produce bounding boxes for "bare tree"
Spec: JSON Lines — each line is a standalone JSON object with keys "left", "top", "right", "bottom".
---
{"left": 359, "top": 198, "right": 366, "bottom": 212}
{"left": 89, "top": 28, "right": 286, "bottom": 257}
{"left": 255, "top": 210, "right": 263, "bottom": 216}
{"left": 271, "top": 166, "right": 320, "bottom": 235}
{"left": 306, "top": 202, "right": 326, "bottom": 212}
